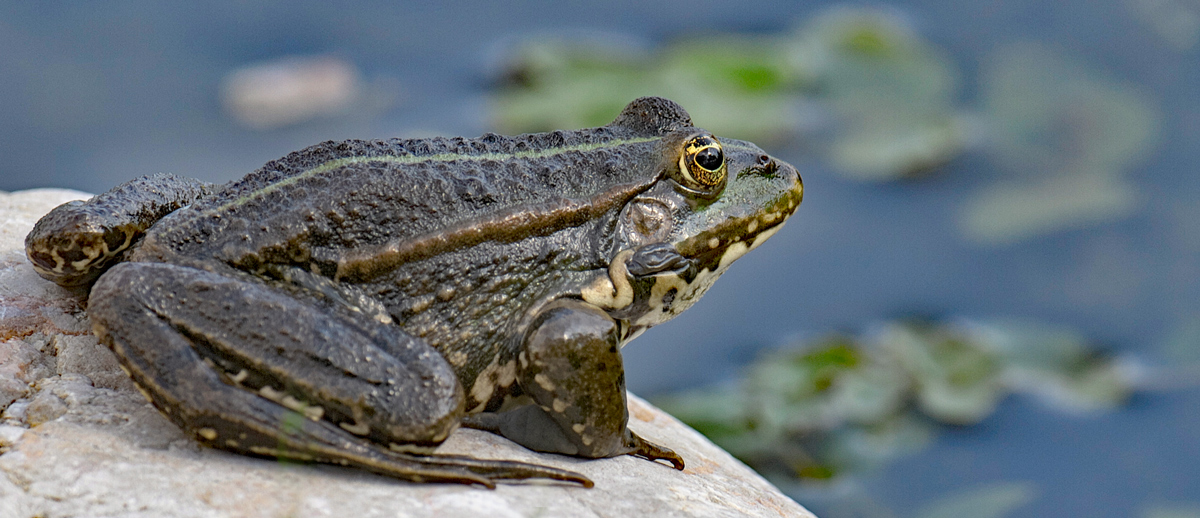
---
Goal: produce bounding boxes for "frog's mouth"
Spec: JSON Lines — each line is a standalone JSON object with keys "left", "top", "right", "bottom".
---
{"left": 675, "top": 172, "right": 804, "bottom": 273}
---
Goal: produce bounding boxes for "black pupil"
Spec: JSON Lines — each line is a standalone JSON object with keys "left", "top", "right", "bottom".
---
{"left": 695, "top": 146, "right": 723, "bottom": 171}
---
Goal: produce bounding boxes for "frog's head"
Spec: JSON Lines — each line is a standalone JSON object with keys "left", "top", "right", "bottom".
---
{"left": 594, "top": 98, "right": 804, "bottom": 331}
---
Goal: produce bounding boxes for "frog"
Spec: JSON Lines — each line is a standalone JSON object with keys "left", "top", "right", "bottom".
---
{"left": 25, "top": 97, "right": 803, "bottom": 488}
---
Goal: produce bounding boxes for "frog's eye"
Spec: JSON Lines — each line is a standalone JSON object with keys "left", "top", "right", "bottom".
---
{"left": 677, "top": 135, "right": 726, "bottom": 191}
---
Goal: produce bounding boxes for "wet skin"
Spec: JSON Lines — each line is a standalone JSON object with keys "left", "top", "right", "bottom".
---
{"left": 25, "top": 97, "right": 803, "bottom": 488}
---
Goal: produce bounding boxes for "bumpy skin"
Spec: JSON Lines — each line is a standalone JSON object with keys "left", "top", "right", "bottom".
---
{"left": 24, "top": 97, "right": 803, "bottom": 488}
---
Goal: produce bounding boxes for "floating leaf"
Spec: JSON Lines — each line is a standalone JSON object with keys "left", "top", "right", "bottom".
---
{"left": 792, "top": 7, "right": 970, "bottom": 180}
{"left": 490, "top": 9, "right": 972, "bottom": 177}
{"left": 960, "top": 319, "right": 1134, "bottom": 411}
{"left": 825, "top": 414, "right": 936, "bottom": 472}
{"left": 652, "top": 384, "right": 750, "bottom": 440}
{"left": 965, "top": 43, "right": 1159, "bottom": 244}
{"left": 877, "top": 323, "right": 1004, "bottom": 424}
{"left": 1142, "top": 503, "right": 1200, "bottom": 518}
{"left": 828, "top": 115, "right": 970, "bottom": 180}
{"left": 914, "top": 481, "right": 1038, "bottom": 518}
{"left": 654, "top": 318, "right": 1136, "bottom": 488}
{"left": 961, "top": 172, "right": 1140, "bottom": 245}
{"left": 489, "top": 33, "right": 807, "bottom": 143}
{"left": 797, "top": 7, "right": 959, "bottom": 116}
{"left": 829, "top": 355, "right": 911, "bottom": 425}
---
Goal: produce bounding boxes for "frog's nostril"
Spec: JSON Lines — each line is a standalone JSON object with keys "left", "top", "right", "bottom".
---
{"left": 764, "top": 159, "right": 779, "bottom": 176}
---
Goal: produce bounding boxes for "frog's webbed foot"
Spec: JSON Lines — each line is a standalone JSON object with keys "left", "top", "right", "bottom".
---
{"left": 25, "top": 173, "right": 214, "bottom": 288}
{"left": 88, "top": 262, "right": 592, "bottom": 488}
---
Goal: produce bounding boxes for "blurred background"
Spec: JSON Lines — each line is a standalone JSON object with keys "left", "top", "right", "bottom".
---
{"left": 1, "top": 1, "right": 1197, "bottom": 516}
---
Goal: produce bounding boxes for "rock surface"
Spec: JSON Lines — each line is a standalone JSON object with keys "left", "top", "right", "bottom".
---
{"left": 0, "top": 188, "right": 814, "bottom": 518}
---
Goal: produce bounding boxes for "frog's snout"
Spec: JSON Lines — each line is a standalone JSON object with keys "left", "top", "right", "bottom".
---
{"left": 785, "top": 161, "right": 803, "bottom": 207}
{"left": 756, "top": 154, "right": 804, "bottom": 211}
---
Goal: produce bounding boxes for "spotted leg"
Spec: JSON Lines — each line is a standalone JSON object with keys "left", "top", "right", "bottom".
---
{"left": 465, "top": 299, "right": 684, "bottom": 469}
{"left": 88, "top": 261, "right": 591, "bottom": 488}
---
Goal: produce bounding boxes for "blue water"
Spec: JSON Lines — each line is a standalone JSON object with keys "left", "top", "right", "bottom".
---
{"left": 2, "top": 1, "right": 1197, "bottom": 515}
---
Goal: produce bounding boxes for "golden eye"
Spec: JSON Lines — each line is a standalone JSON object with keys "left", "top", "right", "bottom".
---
{"left": 678, "top": 135, "right": 726, "bottom": 189}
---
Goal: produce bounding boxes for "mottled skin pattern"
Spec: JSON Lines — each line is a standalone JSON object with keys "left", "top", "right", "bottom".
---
{"left": 24, "top": 97, "right": 803, "bottom": 488}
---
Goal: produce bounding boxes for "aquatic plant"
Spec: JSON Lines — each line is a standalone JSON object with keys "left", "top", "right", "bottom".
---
{"left": 653, "top": 319, "right": 1136, "bottom": 484}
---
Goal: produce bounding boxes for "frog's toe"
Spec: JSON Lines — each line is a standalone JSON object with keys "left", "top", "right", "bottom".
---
{"left": 421, "top": 454, "right": 594, "bottom": 487}
{"left": 626, "top": 431, "right": 685, "bottom": 470}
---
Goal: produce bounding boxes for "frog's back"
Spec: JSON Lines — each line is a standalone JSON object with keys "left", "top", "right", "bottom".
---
{"left": 140, "top": 97, "right": 693, "bottom": 272}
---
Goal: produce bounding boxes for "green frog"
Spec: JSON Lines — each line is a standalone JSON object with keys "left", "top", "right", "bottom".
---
{"left": 25, "top": 97, "right": 802, "bottom": 488}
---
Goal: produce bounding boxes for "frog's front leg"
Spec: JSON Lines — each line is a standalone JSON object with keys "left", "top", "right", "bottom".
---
{"left": 88, "top": 261, "right": 591, "bottom": 487}
{"left": 469, "top": 299, "right": 684, "bottom": 469}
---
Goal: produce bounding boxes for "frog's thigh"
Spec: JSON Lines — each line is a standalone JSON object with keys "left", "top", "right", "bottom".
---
{"left": 88, "top": 262, "right": 463, "bottom": 452}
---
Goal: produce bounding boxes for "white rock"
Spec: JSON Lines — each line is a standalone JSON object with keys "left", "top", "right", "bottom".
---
{"left": 0, "top": 188, "right": 814, "bottom": 518}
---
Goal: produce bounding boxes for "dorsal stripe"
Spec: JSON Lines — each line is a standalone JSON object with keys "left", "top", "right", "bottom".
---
{"left": 220, "top": 136, "right": 661, "bottom": 212}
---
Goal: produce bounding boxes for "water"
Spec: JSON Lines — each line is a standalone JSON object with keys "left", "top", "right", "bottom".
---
{"left": 2, "top": 1, "right": 1197, "bottom": 516}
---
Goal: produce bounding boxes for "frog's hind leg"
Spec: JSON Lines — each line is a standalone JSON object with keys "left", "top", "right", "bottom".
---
{"left": 88, "top": 262, "right": 591, "bottom": 488}
{"left": 25, "top": 174, "right": 214, "bottom": 288}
